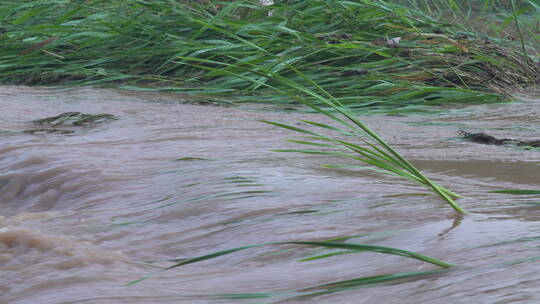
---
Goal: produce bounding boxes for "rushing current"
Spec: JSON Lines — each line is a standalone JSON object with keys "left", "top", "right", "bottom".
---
{"left": 1, "top": 85, "right": 539, "bottom": 304}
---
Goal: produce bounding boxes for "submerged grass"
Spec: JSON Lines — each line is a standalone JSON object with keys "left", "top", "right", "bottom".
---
{"left": 491, "top": 189, "right": 540, "bottom": 195}
{"left": 189, "top": 269, "right": 450, "bottom": 302}
{"left": 128, "top": 240, "right": 453, "bottom": 296}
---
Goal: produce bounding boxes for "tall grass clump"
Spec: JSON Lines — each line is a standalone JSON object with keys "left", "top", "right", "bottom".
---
{"left": 0, "top": 0, "right": 538, "bottom": 109}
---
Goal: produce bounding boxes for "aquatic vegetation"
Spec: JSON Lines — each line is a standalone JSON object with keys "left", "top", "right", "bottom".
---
{"left": 490, "top": 189, "right": 540, "bottom": 195}
{"left": 128, "top": 240, "right": 453, "bottom": 293}
{"left": 23, "top": 128, "right": 75, "bottom": 135}
{"left": 264, "top": 112, "right": 467, "bottom": 213}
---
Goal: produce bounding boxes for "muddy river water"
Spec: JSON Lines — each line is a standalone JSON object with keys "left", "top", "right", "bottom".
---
{"left": 1, "top": 85, "right": 539, "bottom": 304}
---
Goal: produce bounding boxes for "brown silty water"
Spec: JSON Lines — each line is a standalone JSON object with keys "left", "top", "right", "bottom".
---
{"left": 1, "top": 85, "right": 539, "bottom": 304}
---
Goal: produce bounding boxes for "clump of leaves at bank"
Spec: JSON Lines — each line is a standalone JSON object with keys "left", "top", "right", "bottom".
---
{"left": 0, "top": 0, "right": 538, "bottom": 109}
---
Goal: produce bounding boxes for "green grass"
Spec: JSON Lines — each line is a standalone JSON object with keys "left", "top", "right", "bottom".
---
{"left": 491, "top": 189, "right": 540, "bottom": 195}
{"left": 127, "top": 240, "right": 454, "bottom": 295}
{"left": 0, "top": 0, "right": 538, "bottom": 110}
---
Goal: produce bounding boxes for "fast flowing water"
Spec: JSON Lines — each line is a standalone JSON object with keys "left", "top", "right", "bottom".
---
{"left": 1, "top": 86, "right": 539, "bottom": 304}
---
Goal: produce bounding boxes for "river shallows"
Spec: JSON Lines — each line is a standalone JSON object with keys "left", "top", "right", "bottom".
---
{"left": 1, "top": 86, "right": 539, "bottom": 303}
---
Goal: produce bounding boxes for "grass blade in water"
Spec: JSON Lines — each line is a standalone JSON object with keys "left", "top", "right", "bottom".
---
{"left": 491, "top": 189, "right": 540, "bottom": 195}
{"left": 128, "top": 240, "right": 453, "bottom": 285}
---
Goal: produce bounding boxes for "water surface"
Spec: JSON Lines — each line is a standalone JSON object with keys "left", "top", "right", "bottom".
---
{"left": 1, "top": 86, "right": 539, "bottom": 303}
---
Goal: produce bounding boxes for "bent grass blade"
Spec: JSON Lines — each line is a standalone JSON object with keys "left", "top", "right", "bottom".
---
{"left": 127, "top": 240, "right": 453, "bottom": 287}
{"left": 183, "top": 269, "right": 449, "bottom": 302}
{"left": 490, "top": 189, "right": 540, "bottom": 195}
{"left": 178, "top": 23, "right": 467, "bottom": 214}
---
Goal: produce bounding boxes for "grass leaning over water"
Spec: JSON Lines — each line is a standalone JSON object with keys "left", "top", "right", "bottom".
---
{"left": 175, "top": 15, "right": 467, "bottom": 213}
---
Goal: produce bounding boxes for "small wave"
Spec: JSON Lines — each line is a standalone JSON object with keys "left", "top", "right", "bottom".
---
{"left": 0, "top": 224, "right": 124, "bottom": 270}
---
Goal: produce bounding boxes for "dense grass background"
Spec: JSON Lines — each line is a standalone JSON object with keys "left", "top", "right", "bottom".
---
{"left": 0, "top": 0, "right": 538, "bottom": 109}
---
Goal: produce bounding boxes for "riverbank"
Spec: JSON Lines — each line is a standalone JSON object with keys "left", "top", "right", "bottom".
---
{"left": 1, "top": 0, "right": 539, "bottom": 109}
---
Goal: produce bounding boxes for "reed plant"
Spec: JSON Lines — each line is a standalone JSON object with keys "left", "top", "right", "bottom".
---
{"left": 171, "top": 12, "right": 469, "bottom": 213}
